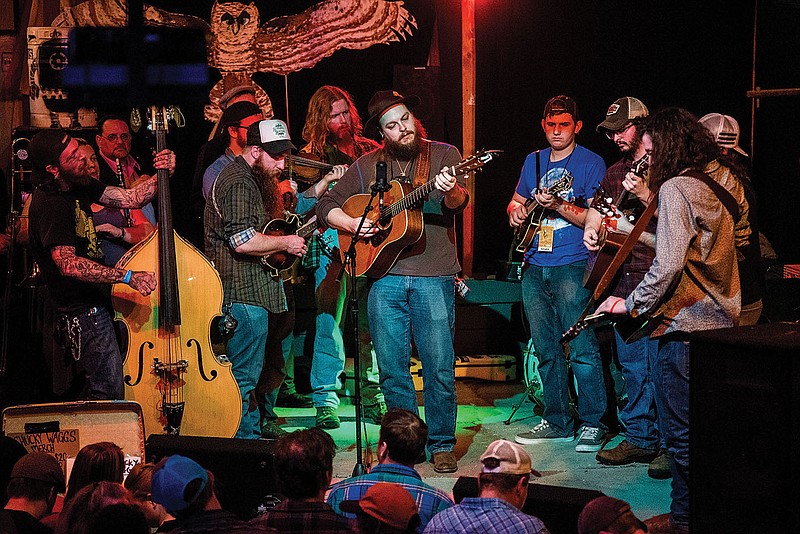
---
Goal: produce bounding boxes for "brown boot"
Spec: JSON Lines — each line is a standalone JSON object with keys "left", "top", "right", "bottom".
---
{"left": 596, "top": 439, "right": 658, "bottom": 465}
{"left": 431, "top": 451, "right": 458, "bottom": 473}
{"left": 647, "top": 449, "right": 672, "bottom": 479}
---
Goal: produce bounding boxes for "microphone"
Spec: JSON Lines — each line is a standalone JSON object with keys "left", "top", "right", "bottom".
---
{"left": 374, "top": 159, "right": 389, "bottom": 209}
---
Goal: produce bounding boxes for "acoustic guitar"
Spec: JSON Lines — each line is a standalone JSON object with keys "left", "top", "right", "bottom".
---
{"left": 582, "top": 154, "right": 650, "bottom": 290}
{"left": 338, "top": 149, "right": 501, "bottom": 278}
{"left": 512, "top": 173, "right": 574, "bottom": 253}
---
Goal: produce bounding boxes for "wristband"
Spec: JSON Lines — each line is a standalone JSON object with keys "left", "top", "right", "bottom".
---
{"left": 122, "top": 270, "right": 133, "bottom": 284}
{"left": 610, "top": 300, "right": 624, "bottom": 314}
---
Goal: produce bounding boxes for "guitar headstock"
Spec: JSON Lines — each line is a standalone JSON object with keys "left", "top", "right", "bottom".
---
{"left": 548, "top": 172, "right": 574, "bottom": 196}
{"left": 592, "top": 190, "right": 622, "bottom": 220}
{"left": 631, "top": 153, "right": 650, "bottom": 178}
{"left": 453, "top": 149, "right": 503, "bottom": 175}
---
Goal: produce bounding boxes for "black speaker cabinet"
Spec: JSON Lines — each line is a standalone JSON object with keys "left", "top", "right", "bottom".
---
{"left": 453, "top": 476, "right": 603, "bottom": 534}
{"left": 145, "top": 434, "right": 278, "bottom": 519}
{"left": 690, "top": 323, "right": 800, "bottom": 533}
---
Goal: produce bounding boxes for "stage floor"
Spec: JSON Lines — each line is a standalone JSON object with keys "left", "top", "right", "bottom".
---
{"left": 274, "top": 378, "right": 671, "bottom": 523}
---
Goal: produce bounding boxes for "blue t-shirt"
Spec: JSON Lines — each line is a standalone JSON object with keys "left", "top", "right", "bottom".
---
{"left": 514, "top": 145, "right": 605, "bottom": 267}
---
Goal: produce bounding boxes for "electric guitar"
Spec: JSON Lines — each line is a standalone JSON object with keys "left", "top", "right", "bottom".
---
{"left": 513, "top": 173, "right": 574, "bottom": 253}
{"left": 338, "top": 149, "right": 502, "bottom": 278}
{"left": 260, "top": 213, "right": 319, "bottom": 277}
{"left": 560, "top": 310, "right": 652, "bottom": 344}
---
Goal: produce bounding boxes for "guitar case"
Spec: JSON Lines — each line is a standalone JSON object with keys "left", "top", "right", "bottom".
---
{"left": 2, "top": 400, "right": 145, "bottom": 481}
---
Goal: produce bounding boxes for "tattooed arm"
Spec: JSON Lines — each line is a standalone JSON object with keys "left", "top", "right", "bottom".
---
{"left": 97, "top": 176, "right": 158, "bottom": 210}
{"left": 51, "top": 245, "right": 157, "bottom": 296}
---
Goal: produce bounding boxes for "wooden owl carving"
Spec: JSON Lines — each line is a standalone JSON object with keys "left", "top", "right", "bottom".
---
{"left": 52, "top": 0, "right": 416, "bottom": 123}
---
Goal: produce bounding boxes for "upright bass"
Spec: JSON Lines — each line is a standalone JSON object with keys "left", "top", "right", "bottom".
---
{"left": 113, "top": 106, "right": 241, "bottom": 438}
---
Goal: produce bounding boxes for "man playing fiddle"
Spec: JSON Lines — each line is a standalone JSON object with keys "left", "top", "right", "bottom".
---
{"left": 299, "top": 85, "right": 383, "bottom": 430}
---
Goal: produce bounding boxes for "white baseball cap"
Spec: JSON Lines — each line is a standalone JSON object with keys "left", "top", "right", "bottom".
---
{"left": 699, "top": 113, "right": 748, "bottom": 157}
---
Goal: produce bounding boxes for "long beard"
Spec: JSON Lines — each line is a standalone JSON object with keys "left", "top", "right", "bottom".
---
{"left": 60, "top": 167, "right": 93, "bottom": 188}
{"left": 252, "top": 160, "right": 282, "bottom": 218}
{"left": 384, "top": 132, "right": 422, "bottom": 160}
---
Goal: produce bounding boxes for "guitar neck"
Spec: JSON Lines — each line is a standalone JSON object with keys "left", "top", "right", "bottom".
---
{"left": 296, "top": 215, "right": 318, "bottom": 238}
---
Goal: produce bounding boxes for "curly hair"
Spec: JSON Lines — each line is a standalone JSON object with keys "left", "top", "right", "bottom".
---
{"left": 301, "top": 86, "right": 365, "bottom": 155}
{"left": 642, "top": 107, "right": 720, "bottom": 189}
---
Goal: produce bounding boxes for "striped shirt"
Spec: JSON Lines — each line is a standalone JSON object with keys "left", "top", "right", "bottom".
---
{"left": 326, "top": 463, "right": 453, "bottom": 529}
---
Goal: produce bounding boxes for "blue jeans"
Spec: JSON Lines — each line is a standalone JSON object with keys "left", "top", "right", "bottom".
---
{"left": 522, "top": 262, "right": 607, "bottom": 435}
{"left": 615, "top": 331, "right": 661, "bottom": 450}
{"left": 227, "top": 303, "right": 269, "bottom": 439}
{"left": 368, "top": 275, "right": 457, "bottom": 454}
{"left": 651, "top": 338, "right": 690, "bottom": 527}
{"left": 310, "top": 241, "right": 383, "bottom": 408}
{"left": 72, "top": 307, "right": 124, "bottom": 400}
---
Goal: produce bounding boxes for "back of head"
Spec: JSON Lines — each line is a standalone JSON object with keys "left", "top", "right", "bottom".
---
{"left": 340, "top": 483, "right": 420, "bottom": 534}
{"left": 478, "top": 440, "right": 534, "bottom": 500}
{"left": 577, "top": 496, "right": 647, "bottom": 534}
{"left": 378, "top": 408, "right": 428, "bottom": 466}
{"left": 88, "top": 502, "right": 150, "bottom": 534}
{"left": 6, "top": 452, "right": 66, "bottom": 508}
{"left": 642, "top": 107, "right": 719, "bottom": 189}
{"left": 1, "top": 439, "right": 36, "bottom": 504}
{"left": 151, "top": 455, "right": 213, "bottom": 519}
{"left": 57, "top": 481, "right": 133, "bottom": 534}
{"left": 273, "top": 428, "right": 336, "bottom": 500}
{"left": 65, "top": 441, "right": 124, "bottom": 502}
{"left": 379, "top": 408, "right": 427, "bottom": 465}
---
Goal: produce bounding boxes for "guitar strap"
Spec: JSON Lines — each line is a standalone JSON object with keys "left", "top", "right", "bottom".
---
{"left": 681, "top": 169, "right": 740, "bottom": 221}
{"left": 535, "top": 150, "right": 541, "bottom": 190}
{"left": 592, "top": 191, "right": 659, "bottom": 301}
{"left": 413, "top": 139, "right": 432, "bottom": 189}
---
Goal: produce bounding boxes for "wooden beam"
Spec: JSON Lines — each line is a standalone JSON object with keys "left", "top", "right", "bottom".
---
{"left": 461, "top": 0, "right": 475, "bottom": 277}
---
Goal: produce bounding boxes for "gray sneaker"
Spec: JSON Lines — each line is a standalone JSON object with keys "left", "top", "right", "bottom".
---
{"left": 575, "top": 425, "right": 606, "bottom": 452}
{"left": 515, "top": 420, "right": 574, "bottom": 444}
{"left": 315, "top": 406, "right": 341, "bottom": 429}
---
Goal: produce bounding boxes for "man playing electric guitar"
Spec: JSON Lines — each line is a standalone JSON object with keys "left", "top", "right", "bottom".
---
{"left": 507, "top": 95, "right": 607, "bottom": 454}
{"left": 316, "top": 90, "right": 468, "bottom": 474}
{"left": 582, "top": 97, "right": 669, "bottom": 478}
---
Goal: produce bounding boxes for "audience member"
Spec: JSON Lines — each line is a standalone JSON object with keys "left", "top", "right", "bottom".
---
{"left": 123, "top": 461, "right": 174, "bottom": 530}
{"left": 87, "top": 502, "right": 150, "bottom": 534}
{"left": 56, "top": 481, "right": 133, "bottom": 534}
{"left": 340, "top": 482, "right": 421, "bottom": 534}
{"left": 423, "top": 440, "right": 549, "bottom": 534}
{"left": 577, "top": 496, "right": 647, "bottom": 534}
{"left": 64, "top": 442, "right": 124, "bottom": 502}
{"left": 151, "top": 455, "right": 267, "bottom": 533}
{"left": 327, "top": 408, "right": 452, "bottom": 529}
{"left": 1, "top": 452, "right": 66, "bottom": 533}
{"left": 0, "top": 436, "right": 28, "bottom": 506}
{"left": 254, "top": 428, "right": 352, "bottom": 533}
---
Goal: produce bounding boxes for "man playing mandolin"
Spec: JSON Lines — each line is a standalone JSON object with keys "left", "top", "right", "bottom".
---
{"left": 26, "top": 129, "right": 164, "bottom": 400}
{"left": 507, "top": 95, "right": 607, "bottom": 453}
{"left": 204, "top": 119, "right": 308, "bottom": 439}
{"left": 583, "top": 97, "right": 669, "bottom": 478}
{"left": 316, "top": 90, "right": 468, "bottom": 473}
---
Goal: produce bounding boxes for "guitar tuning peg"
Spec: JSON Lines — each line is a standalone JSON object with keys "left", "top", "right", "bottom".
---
{"left": 628, "top": 215, "right": 635, "bottom": 222}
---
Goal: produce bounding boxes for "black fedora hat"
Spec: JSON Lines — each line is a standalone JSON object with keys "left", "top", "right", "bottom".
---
{"left": 364, "top": 90, "right": 421, "bottom": 136}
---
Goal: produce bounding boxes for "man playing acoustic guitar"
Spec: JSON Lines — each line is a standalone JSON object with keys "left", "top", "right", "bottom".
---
{"left": 507, "top": 95, "right": 607, "bottom": 453}
{"left": 583, "top": 97, "right": 669, "bottom": 478}
{"left": 316, "top": 90, "right": 468, "bottom": 473}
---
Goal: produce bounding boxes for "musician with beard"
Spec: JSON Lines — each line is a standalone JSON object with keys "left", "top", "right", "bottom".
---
{"left": 316, "top": 91, "right": 468, "bottom": 473}
{"left": 583, "top": 97, "right": 669, "bottom": 477}
{"left": 26, "top": 129, "right": 160, "bottom": 400}
{"left": 204, "top": 119, "right": 308, "bottom": 439}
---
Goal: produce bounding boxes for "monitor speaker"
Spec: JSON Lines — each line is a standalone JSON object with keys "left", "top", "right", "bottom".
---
{"left": 145, "top": 434, "right": 278, "bottom": 520}
{"left": 690, "top": 323, "right": 800, "bottom": 532}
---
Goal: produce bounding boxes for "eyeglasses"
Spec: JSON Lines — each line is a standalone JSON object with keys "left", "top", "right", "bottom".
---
{"left": 606, "top": 122, "right": 634, "bottom": 140}
{"left": 100, "top": 133, "right": 132, "bottom": 143}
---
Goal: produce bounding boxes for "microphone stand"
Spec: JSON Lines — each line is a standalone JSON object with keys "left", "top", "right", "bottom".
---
{"left": 335, "top": 183, "right": 384, "bottom": 477}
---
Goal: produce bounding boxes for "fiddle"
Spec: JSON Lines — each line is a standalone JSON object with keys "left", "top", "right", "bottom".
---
{"left": 283, "top": 152, "right": 334, "bottom": 184}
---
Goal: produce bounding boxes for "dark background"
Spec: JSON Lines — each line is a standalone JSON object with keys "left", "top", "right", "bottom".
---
{"left": 116, "top": 0, "right": 800, "bottom": 271}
